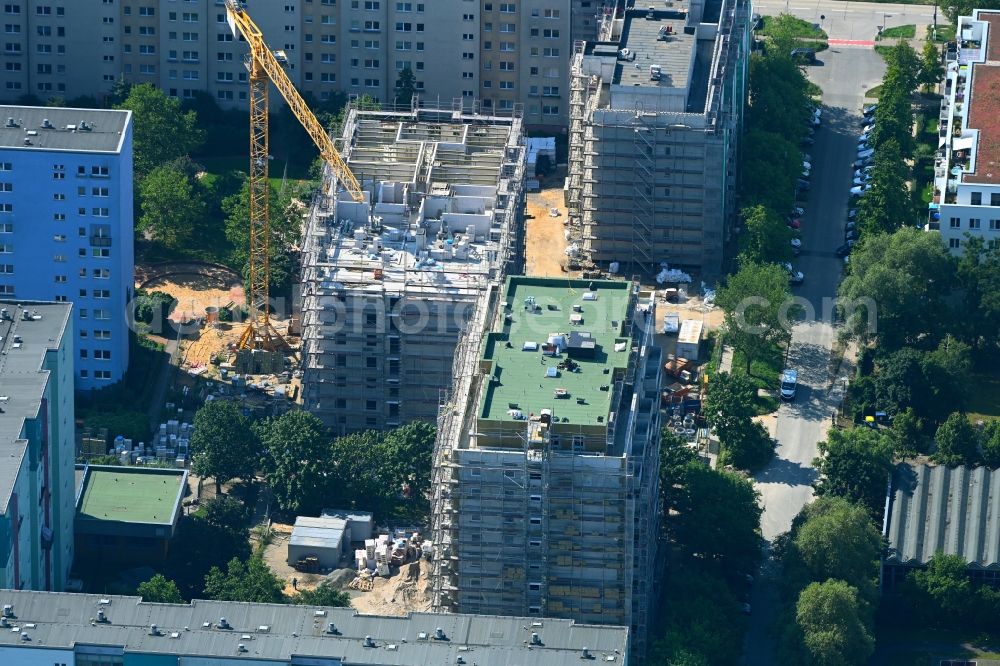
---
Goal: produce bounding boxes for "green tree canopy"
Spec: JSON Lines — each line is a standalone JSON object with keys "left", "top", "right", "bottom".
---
{"left": 905, "top": 553, "right": 972, "bottom": 624}
{"left": 291, "top": 582, "right": 351, "bottom": 608}
{"left": 136, "top": 574, "right": 184, "bottom": 604}
{"left": 256, "top": 411, "right": 332, "bottom": 514}
{"left": 222, "top": 178, "right": 299, "bottom": 296}
{"left": 919, "top": 40, "right": 944, "bottom": 91}
{"left": 955, "top": 235, "right": 1000, "bottom": 352}
{"left": 394, "top": 67, "right": 417, "bottom": 107}
{"left": 201, "top": 495, "right": 251, "bottom": 533}
{"left": 703, "top": 371, "right": 776, "bottom": 471}
{"left": 204, "top": 556, "right": 285, "bottom": 604}
{"left": 717, "top": 261, "right": 794, "bottom": 376}
{"left": 886, "top": 407, "right": 931, "bottom": 458}
{"left": 838, "top": 228, "right": 956, "bottom": 350}
{"left": 932, "top": 412, "right": 980, "bottom": 467}
{"left": 138, "top": 164, "right": 207, "bottom": 249}
{"left": 790, "top": 579, "right": 875, "bottom": 666}
{"left": 114, "top": 83, "right": 203, "bottom": 179}
{"left": 739, "top": 205, "right": 793, "bottom": 265}
{"left": 674, "top": 461, "right": 762, "bottom": 574}
{"left": 814, "top": 427, "right": 894, "bottom": 520}
{"left": 981, "top": 421, "right": 1000, "bottom": 469}
{"left": 660, "top": 429, "right": 697, "bottom": 515}
{"left": 190, "top": 400, "right": 260, "bottom": 494}
{"left": 786, "top": 496, "right": 882, "bottom": 600}
{"left": 856, "top": 138, "right": 912, "bottom": 236}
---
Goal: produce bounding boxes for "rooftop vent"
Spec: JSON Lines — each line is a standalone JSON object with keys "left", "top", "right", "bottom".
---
{"left": 4, "top": 118, "right": 15, "bottom": 128}
{"left": 149, "top": 624, "right": 159, "bottom": 636}
{"left": 97, "top": 608, "right": 107, "bottom": 623}
{"left": 19, "top": 631, "right": 28, "bottom": 641}
{"left": 434, "top": 627, "right": 446, "bottom": 640}
{"left": 238, "top": 643, "right": 248, "bottom": 653}
{"left": 23, "top": 138, "right": 30, "bottom": 146}
{"left": 79, "top": 120, "right": 91, "bottom": 131}
{"left": 3, "top": 605, "right": 13, "bottom": 618}
{"left": 583, "top": 647, "right": 592, "bottom": 659}
{"left": 41, "top": 118, "right": 52, "bottom": 129}
{"left": 364, "top": 635, "right": 376, "bottom": 648}
{"left": 531, "top": 632, "right": 542, "bottom": 646}
{"left": 326, "top": 622, "right": 337, "bottom": 635}
{"left": 0, "top": 617, "right": 8, "bottom": 628}
{"left": 646, "top": 6, "right": 656, "bottom": 19}
{"left": 219, "top": 617, "right": 230, "bottom": 629}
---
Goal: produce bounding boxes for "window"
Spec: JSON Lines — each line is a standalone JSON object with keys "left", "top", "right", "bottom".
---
{"left": 94, "top": 329, "right": 111, "bottom": 340}
{"left": 94, "top": 349, "right": 111, "bottom": 360}
{"left": 969, "top": 218, "right": 981, "bottom": 229}
{"left": 543, "top": 28, "right": 560, "bottom": 38}
{"left": 366, "top": 400, "right": 377, "bottom": 411}
{"left": 949, "top": 237, "right": 961, "bottom": 248}
{"left": 990, "top": 219, "right": 1000, "bottom": 230}
{"left": 55, "top": 275, "right": 68, "bottom": 284}
{"left": 94, "top": 309, "right": 110, "bottom": 320}
{"left": 95, "top": 370, "right": 112, "bottom": 380}
{"left": 971, "top": 191, "right": 982, "bottom": 205}
{"left": 139, "top": 6, "right": 154, "bottom": 16}
{"left": 991, "top": 193, "right": 1000, "bottom": 207}
{"left": 0, "top": 264, "right": 11, "bottom": 274}
{"left": 3, "top": 5, "right": 20, "bottom": 14}
{"left": 0, "top": 222, "right": 10, "bottom": 233}
{"left": 950, "top": 216, "right": 960, "bottom": 228}
{"left": 182, "top": 12, "right": 198, "bottom": 22}
{"left": 91, "top": 166, "right": 109, "bottom": 177}
{"left": 366, "top": 356, "right": 377, "bottom": 368}
{"left": 0, "top": 163, "right": 10, "bottom": 171}
{"left": 0, "top": 202, "right": 10, "bottom": 210}
{"left": 542, "top": 85, "right": 559, "bottom": 96}
{"left": 499, "top": 3, "right": 516, "bottom": 12}
{"left": 542, "top": 104, "right": 559, "bottom": 115}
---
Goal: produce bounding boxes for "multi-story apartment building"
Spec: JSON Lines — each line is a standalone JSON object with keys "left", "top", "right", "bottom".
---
{"left": 0, "top": 1, "right": 579, "bottom": 129}
{"left": 0, "top": 105, "right": 133, "bottom": 389}
{"left": 0, "top": 301, "right": 75, "bottom": 592}
{"left": 299, "top": 105, "right": 525, "bottom": 434}
{"left": 926, "top": 9, "right": 1000, "bottom": 254}
{"left": 430, "top": 276, "right": 663, "bottom": 655}
{"left": 566, "top": 0, "right": 750, "bottom": 280}
{"left": 0, "top": 590, "right": 630, "bottom": 664}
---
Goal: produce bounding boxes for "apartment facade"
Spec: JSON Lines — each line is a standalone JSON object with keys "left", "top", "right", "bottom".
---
{"left": 926, "top": 9, "right": 1000, "bottom": 254}
{"left": 0, "top": 105, "right": 133, "bottom": 389}
{"left": 299, "top": 106, "right": 525, "bottom": 434}
{"left": 0, "top": 1, "right": 583, "bottom": 129}
{"left": 566, "top": 0, "right": 751, "bottom": 280}
{"left": 430, "top": 276, "right": 663, "bottom": 655}
{"left": 0, "top": 301, "right": 75, "bottom": 593}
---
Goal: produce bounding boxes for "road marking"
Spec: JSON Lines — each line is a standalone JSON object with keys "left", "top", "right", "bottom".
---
{"left": 828, "top": 38, "right": 875, "bottom": 47}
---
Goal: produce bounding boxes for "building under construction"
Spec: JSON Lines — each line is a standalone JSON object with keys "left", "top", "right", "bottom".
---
{"left": 430, "top": 276, "right": 663, "bottom": 655}
{"left": 566, "top": 0, "right": 751, "bottom": 280}
{"left": 299, "top": 106, "right": 526, "bottom": 434}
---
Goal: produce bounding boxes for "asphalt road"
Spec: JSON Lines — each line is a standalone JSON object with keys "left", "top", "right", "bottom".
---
{"left": 741, "top": 45, "right": 886, "bottom": 665}
{"left": 752, "top": 0, "right": 940, "bottom": 43}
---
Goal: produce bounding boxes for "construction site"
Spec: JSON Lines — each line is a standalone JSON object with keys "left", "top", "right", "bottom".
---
{"left": 298, "top": 106, "right": 526, "bottom": 434}
{"left": 429, "top": 276, "right": 664, "bottom": 655}
{"left": 565, "top": 0, "right": 751, "bottom": 281}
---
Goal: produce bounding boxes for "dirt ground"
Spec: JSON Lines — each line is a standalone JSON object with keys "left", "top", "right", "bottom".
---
{"left": 259, "top": 521, "right": 331, "bottom": 595}
{"left": 348, "top": 558, "right": 433, "bottom": 616}
{"left": 142, "top": 271, "right": 245, "bottom": 324}
{"left": 525, "top": 181, "right": 570, "bottom": 277}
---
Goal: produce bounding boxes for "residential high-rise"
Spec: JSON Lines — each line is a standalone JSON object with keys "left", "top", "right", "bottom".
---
{"left": 0, "top": 1, "right": 583, "bottom": 129}
{"left": 0, "top": 105, "right": 133, "bottom": 389}
{"left": 299, "top": 105, "right": 525, "bottom": 434}
{"left": 0, "top": 300, "right": 75, "bottom": 592}
{"left": 429, "top": 276, "right": 663, "bottom": 655}
{"left": 924, "top": 9, "right": 1000, "bottom": 254}
{"left": 566, "top": 0, "right": 750, "bottom": 280}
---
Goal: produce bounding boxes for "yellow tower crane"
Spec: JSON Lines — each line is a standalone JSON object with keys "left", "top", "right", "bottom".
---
{"left": 225, "top": 0, "right": 365, "bottom": 350}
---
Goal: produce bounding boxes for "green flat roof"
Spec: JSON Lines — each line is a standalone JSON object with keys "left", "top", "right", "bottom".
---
{"left": 77, "top": 467, "right": 186, "bottom": 525}
{"left": 479, "top": 277, "right": 633, "bottom": 425}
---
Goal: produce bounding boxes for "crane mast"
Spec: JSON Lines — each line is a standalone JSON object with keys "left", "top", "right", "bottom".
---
{"left": 225, "top": 0, "right": 364, "bottom": 350}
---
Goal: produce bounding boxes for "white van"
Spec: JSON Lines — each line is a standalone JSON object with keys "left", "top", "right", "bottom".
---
{"left": 780, "top": 369, "right": 798, "bottom": 401}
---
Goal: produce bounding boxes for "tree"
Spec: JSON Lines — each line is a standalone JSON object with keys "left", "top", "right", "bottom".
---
{"left": 163, "top": 514, "right": 251, "bottom": 601}
{"left": 814, "top": 427, "right": 894, "bottom": 520}
{"left": 955, "top": 235, "right": 1000, "bottom": 352}
{"left": 222, "top": 178, "right": 299, "bottom": 296}
{"left": 660, "top": 429, "right": 697, "bottom": 515}
{"left": 114, "top": 83, "right": 203, "bottom": 179}
{"left": 326, "top": 422, "right": 437, "bottom": 521}
{"left": 201, "top": 495, "right": 251, "bottom": 532}
{"left": 138, "top": 164, "right": 207, "bottom": 249}
{"left": 739, "top": 205, "right": 793, "bottom": 265}
{"left": 791, "top": 580, "right": 875, "bottom": 666}
{"left": 941, "top": 0, "right": 999, "bottom": 23}
{"left": 740, "top": 131, "right": 802, "bottom": 213}
{"left": 204, "top": 556, "right": 285, "bottom": 604}
{"left": 716, "top": 261, "right": 794, "bottom": 375}
{"left": 839, "top": 228, "right": 956, "bottom": 350}
{"left": 719, "top": 419, "right": 776, "bottom": 472}
{"left": 190, "top": 400, "right": 260, "bottom": 494}
{"left": 884, "top": 40, "right": 921, "bottom": 98}
{"left": 292, "top": 582, "right": 351, "bottom": 608}
{"left": 702, "top": 371, "right": 776, "bottom": 471}
{"left": 856, "top": 138, "right": 911, "bottom": 236}
{"left": 932, "top": 412, "right": 980, "bottom": 467}
{"left": 919, "top": 40, "right": 944, "bottom": 92}
{"left": 394, "top": 67, "right": 417, "bottom": 107}
{"left": 905, "top": 553, "right": 973, "bottom": 625}
{"left": 886, "top": 408, "right": 930, "bottom": 458}
{"left": 256, "top": 411, "right": 331, "bottom": 514}
{"left": 136, "top": 574, "right": 184, "bottom": 604}
{"left": 981, "top": 421, "right": 1000, "bottom": 469}
{"left": 786, "top": 497, "right": 881, "bottom": 600}
{"left": 674, "top": 462, "right": 762, "bottom": 574}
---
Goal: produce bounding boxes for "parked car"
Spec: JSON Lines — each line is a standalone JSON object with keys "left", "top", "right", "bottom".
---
{"left": 863, "top": 103, "right": 878, "bottom": 116}
{"left": 858, "top": 133, "right": 871, "bottom": 144}
{"left": 789, "top": 270, "right": 805, "bottom": 285}
{"left": 801, "top": 153, "right": 812, "bottom": 163}
{"left": 802, "top": 169, "right": 811, "bottom": 179}
{"left": 791, "top": 238, "right": 802, "bottom": 255}
{"left": 787, "top": 217, "right": 802, "bottom": 229}
{"left": 796, "top": 178, "right": 811, "bottom": 191}
{"left": 853, "top": 175, "right": 872, "bottom": 186}
{"left": 854, "top": 156, "right": 874, "bottom": 168}
{"left": 791, "top": 205, "right": 805, "bottom": 217}
{"left": 845, "top": 221, "right": 856, "bottom": 231}
{"left": 801, "top": 136, "right": 815, "bottom": 147}
{"left": 857, "top": 148, "right": 875, "bottom": 160}
{"left": 802, "top": 161, "right": 812, "bottom": 171}
{"left": 835, "top": 241, "right": 855, "bottom": 256}
{"left": 847, "top": 208, "right": 858, "bottom": 220}
{"left": 780, "top": 369, "right": 799, "bottom": 401}
{"left": 854, "top": 166, "right": 874, "bottom": 179}
{"left": 845, "top": 229, "right": 859, "bottom": 241}
{"left": 791, "top": 47, "right": 817, "bottom": 64}
{"left": 850, "top": 183, "right": 870, "bottom": 196}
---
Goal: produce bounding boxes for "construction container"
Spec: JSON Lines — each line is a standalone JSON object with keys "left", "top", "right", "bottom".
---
{"left": 676, "top": 319, "right": 704, "bottom": 361}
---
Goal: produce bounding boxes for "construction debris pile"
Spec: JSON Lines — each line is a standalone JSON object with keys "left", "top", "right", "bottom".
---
{"left": 354, "top": 530, "right": 427, "bottom": 577}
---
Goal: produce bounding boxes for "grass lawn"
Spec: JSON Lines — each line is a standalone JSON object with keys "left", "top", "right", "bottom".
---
{"left": 928, "top": 23, "right": 957, "bottom": 43}
{"left": 968, "top": 373, "right": 1000, "bottom": 422}
{"left": 865, "top": 84, "right": 883, "bottom": 99}
{"left": 879, "top": 24, "right": 916, "bottom": 39}
{"left": 196, "top": 154, "right": 309, "bottom": 193}
{"left": 874, "top": 44, "right": 895, "bottom": 59}
{"left": 877, "top": 625, "right": 1000, "bottom": 665}
{"left": 732, "top": 343, "right": 784, "bottom": 415}
{"left": 759, "top": 14, "right": 828, "bottom": 39}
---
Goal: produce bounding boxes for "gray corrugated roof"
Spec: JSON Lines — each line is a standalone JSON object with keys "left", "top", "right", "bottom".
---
{"left": 0, "top": 301, "right": 72, "bottom": 513}
{"left": 886, "top": 462, "right": 1000, "bottom": 568}
{"left": 0, "top": 591, "right": 629, "bottom": 665}
{"left": 289, "top": 516, "right": 348, "bottom": 551}
{"left": 614, "top": 10, "right": 695, "bottom": 90}
{"left": 0, "top": 106, "right": 130, "bottom": 153}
